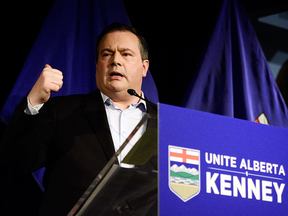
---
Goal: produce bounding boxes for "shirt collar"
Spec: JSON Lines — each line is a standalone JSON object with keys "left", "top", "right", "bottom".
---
{"left": 100, "top": 91, "right": 147, "bottom": 110}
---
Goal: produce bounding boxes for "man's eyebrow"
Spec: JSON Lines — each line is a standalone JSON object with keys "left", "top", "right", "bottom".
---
{"left": 118, "top": 48, "right": 135, "bottom": 53}
{"left": 101, "top": 47, "right": 135, "bottom": 54}
{"left": 100, "top": 48, "right": 113, "bottom": 54}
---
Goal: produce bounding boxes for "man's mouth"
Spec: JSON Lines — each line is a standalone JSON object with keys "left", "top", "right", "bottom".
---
{"left": 109, "top": 71, "right": 124, "bottom": 78}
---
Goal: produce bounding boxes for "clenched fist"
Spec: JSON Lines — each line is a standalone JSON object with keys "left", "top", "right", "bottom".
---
{"left": 28, "top": 64, "right": 63, "bottom": 106}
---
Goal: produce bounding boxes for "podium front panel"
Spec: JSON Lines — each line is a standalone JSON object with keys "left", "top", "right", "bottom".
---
{"left": 159, "top": 103, "right": 288, "bottom": 215}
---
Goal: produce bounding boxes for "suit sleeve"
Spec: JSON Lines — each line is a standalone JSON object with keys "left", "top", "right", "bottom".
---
{"left": 0, "top": 95, "right": 56, "bottom": 173}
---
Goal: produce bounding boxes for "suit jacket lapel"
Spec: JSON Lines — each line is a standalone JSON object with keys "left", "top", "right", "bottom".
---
{"left": 80, "top": 89, "right": 115, "bottom": 161}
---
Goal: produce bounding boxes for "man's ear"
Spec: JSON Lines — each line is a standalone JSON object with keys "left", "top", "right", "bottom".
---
{"left": 142, "top": 60, "right": 149, "bottom": 77}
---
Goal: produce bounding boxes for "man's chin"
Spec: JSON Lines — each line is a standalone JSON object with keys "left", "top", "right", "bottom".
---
{"left": 107, "top": 85, "right": 129, "bottom": 94}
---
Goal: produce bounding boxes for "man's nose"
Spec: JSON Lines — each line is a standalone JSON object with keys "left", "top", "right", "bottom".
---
{"left": 110, "top": 52, "right": 122, "bottom": 67}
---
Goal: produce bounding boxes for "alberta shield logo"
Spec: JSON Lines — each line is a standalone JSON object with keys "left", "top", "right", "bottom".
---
{"left": 169, "top": 145, "right": 200, "bottom": 202}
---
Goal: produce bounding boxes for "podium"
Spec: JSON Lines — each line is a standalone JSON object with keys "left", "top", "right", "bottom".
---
{"left": 69, "top": 103, "right": 288, "bottom": 215}
{"left": 158, "top": 103, "right": 288, "bottom": 215}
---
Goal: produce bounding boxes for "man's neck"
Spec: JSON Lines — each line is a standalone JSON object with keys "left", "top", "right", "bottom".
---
{"left": 102, "top": 90, "right": 141, "bottom": 110}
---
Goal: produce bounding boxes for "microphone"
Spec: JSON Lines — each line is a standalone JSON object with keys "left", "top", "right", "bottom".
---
{"left": 127, "top": 89, "right": 157, "bottom": 108}
{"left": 127, "top": 89, "right": 139, "bottom": 97}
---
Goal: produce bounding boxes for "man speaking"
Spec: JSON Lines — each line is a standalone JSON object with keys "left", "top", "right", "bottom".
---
{"left": 1, "top": 22, "right": 157, "bottom": 215}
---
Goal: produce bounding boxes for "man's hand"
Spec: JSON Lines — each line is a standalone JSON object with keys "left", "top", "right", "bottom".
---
{"left": 28, "top": 64, "right": 63, "bottom": 106}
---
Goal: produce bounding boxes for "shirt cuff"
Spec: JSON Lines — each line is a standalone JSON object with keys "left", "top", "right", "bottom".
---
{"left": 24, "top": 96, "right": 44, "bottom": 115}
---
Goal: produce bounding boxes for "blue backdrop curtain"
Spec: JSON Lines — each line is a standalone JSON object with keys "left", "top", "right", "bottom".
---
{"left": 182, "top": 0, "right": 288, "bottom": 128}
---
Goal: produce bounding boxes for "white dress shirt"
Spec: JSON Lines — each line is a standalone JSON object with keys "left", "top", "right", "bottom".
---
{"left": 100, "top": 92, "right": 147, "bottom": 168}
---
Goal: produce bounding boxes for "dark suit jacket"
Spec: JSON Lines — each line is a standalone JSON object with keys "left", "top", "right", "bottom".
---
{"left": 0, "top": 89, "right": 157, "bottom": 216}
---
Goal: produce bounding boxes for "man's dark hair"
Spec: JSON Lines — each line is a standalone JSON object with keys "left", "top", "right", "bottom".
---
{"left": 95, "top": 22, "right": 149, "bottom": 62}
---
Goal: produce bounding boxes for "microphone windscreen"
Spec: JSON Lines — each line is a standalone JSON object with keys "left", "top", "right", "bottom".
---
{"left": 127, "top": 89, "right": 137, "bottom": 96}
